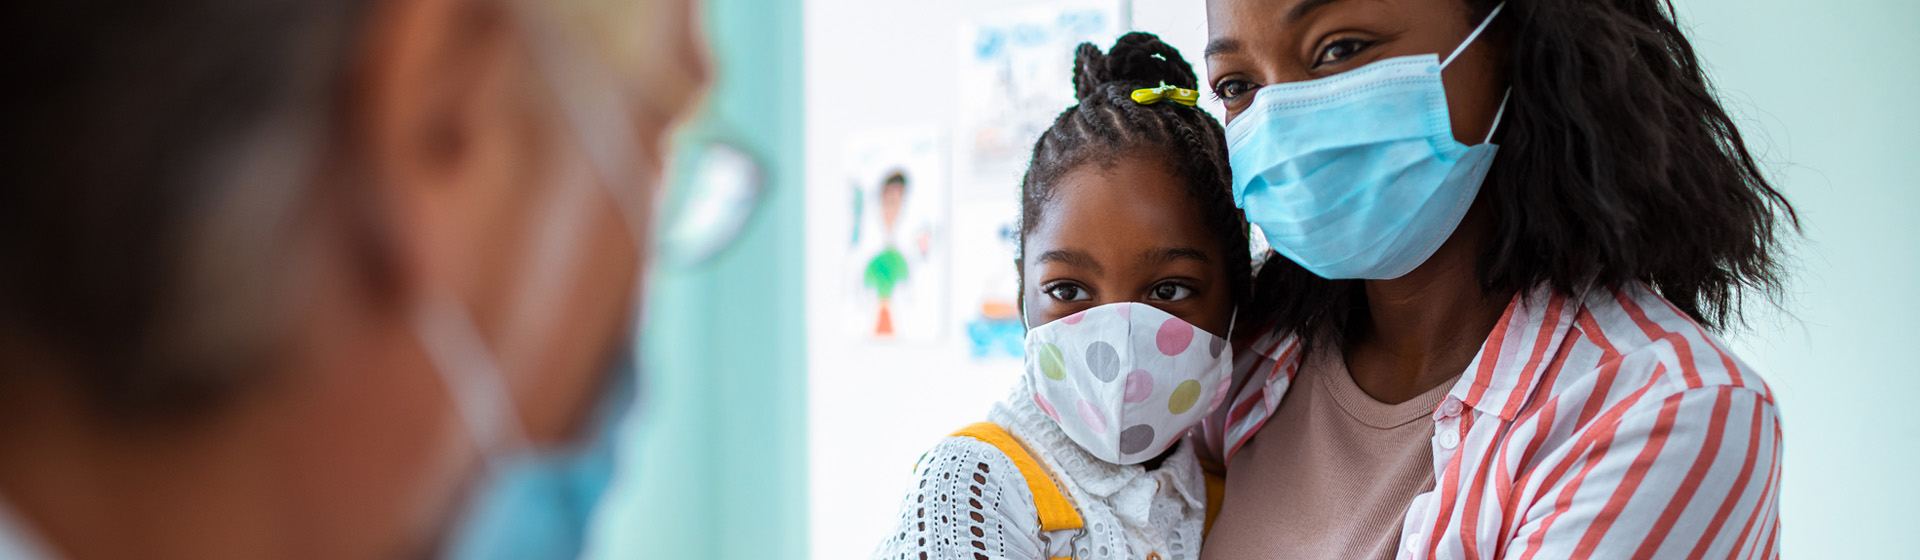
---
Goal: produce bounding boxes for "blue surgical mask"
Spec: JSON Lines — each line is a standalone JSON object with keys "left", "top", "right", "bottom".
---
{"left": 1226, "top": 3, "right": 1509, "bottom": 280}
{"left": 413, "top": 0, "right": 663, "bottom": 558}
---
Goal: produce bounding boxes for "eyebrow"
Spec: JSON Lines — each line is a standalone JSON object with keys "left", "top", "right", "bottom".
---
{"left": 1203, "top": 38, "right": 1242, "bottom": 59}
{"left": 1140, "top": 247, "right": 1211, "bottom": 265}
{"left": 1037, "top": 249, "right": 1101, "bottom": 273}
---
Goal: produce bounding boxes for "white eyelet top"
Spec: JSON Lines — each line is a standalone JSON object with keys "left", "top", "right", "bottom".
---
{"left": 873, "top": 377, "right": 1208, "bottom": 560}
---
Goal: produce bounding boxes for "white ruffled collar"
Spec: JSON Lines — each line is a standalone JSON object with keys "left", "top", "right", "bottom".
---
{"left": 988, "top": 377, "right": 1208, "bottom": 516}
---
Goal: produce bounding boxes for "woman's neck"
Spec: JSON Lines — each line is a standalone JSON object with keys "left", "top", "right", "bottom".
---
{"left": 1344, "top": 202, "right": 1513, "bottom": 405}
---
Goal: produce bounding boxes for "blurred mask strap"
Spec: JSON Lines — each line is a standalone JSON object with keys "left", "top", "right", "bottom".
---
{"left": 501, "top": 0, "right": 655, "bottom": 254}
{"left": 498, "top": 0, "right": 657, "bottom": 344}
{"left": 413, "top": 292, "right": 534, "bottom": 464}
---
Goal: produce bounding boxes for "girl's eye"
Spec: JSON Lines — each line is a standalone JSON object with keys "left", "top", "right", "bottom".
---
{"left": 1148, "top": 282, "right": 1193, "bottom": 302}
{"left": 1046, "top": 284, "right": 1090, "bottom": 302}
{"left": 1212, "top": 79, "right": 1258, "bottom": 102}
{"left": 1314, "top": 37, "right": 1375, "bottom": 68}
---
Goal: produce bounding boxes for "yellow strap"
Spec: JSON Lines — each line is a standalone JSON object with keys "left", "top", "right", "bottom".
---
{"left": 950, "top": 422, "right": 1086, "bottom": 532}
{"left": 1200, "top": 456, "right": 1226, "bottom": 537}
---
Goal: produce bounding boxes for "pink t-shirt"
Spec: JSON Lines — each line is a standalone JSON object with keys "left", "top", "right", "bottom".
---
{"left": 1202, "top": 345, "right": 1457, "bottom": 560}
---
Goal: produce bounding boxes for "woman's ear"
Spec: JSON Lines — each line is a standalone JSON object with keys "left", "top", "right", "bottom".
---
{"left": 354, "top": 0, "right": 548, "bottom": 304}
{"left": 362, "top": 0, "right": 523, "bottom": 190}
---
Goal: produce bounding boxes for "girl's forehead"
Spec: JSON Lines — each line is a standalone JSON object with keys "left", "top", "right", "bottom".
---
{"left": 1028, "top": 159, "right": 1217, "bottom": 256}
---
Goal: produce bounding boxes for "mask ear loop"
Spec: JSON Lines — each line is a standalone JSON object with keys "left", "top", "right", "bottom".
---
{"left": 413, "top": 293, "right": 536, "bottom": 466}
{"left": 504, "top": 0, "right": 654, "bottom": 258}
{"left": 1484, "top": 88, "right": 1512, "bottom": 145}
{"left": 1440, "top": 2, "right": 1505, "bottom": 70}
{"left": 502, "top": 0, "right": 660, "bottom": 424}
{"left": 1435, "top": 2, "right": 1511, "bottom": 146}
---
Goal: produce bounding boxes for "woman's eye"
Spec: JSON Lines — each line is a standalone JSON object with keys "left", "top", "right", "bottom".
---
{"left": 1314, "top": 38, "right": 1374, "bottom": 67}
{"left": 1148, "top": 283, "right": 1193, "bottom": 302}
{"left": 1212, "top": 79, "right": 1258, "bottom": 102}
{"left": 1046, "top": 284, "right": 1089, "bottom": 302}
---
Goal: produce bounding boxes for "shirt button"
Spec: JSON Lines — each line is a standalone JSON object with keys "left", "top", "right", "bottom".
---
{"left": 1442, "top": 398, "right": 1464, "bottom": 417}
{"left": 1438, "top": 429, "right": 1460, "bottom": 449}
{"left": 1148, "top": 554, "right": 1162, "bottom": 560}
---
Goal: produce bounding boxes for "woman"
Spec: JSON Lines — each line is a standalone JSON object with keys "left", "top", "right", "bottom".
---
{"left": 1194, "top": 0, "right": 1792, "bottom": 558}
{"left": 0, "top": 0, "right": 707, "bottom": 558}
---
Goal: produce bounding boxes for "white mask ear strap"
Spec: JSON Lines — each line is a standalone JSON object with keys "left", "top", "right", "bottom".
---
{"left": 1484, "top": 87, "right": 1512, "bottom": 144}
{"left": 1441, "top": 2, "right": 1506, "bottom": 70}
{"left": 505, "top": 0, "right": 653, "bottom": 254}
{"left": 413, "top": 293, "right": 534, "bottom": 462}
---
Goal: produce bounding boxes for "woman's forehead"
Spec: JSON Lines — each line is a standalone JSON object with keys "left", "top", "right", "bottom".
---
{"left": 1206, "top": 0, "right": 1320, "bottom": 38}
{"left": 1206, "top": 0, "right": 1410, "bottom": 43}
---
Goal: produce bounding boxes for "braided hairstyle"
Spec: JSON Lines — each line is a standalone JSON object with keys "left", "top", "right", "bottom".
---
{"left": 1018, "top": 32, "right": 1251, "bottom": 311}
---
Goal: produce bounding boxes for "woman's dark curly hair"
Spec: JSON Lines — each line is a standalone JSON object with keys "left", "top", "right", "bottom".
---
{"left": 1018, "top": 32, "right": 1252, "bottom": 310}
{"left": 1247, "top": 0, "right": 1798, "bottom": 345}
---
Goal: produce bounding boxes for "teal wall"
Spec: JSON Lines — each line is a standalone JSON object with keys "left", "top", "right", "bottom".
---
{"left": 590, "top": 0, "right": 807, "bottom": 557}
{"left": 1684, "top": 0, "right": 1920, "bottom": 556}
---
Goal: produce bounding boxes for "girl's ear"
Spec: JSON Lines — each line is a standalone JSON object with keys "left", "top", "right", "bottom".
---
{"left": 1013, "top": 256, "right": 1029, "bottom": 329}
{"left": 1012, "top": 257, "right": 1027, "bottom": 326}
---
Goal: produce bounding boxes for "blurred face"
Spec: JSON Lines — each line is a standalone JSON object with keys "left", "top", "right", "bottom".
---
{"left": 1021, "top": 155, "right": 1235, "bottom": 338}
{"left": 332, "top": 0, "right": 710, "bottom": 555}
{"left": 468, "top": 0, "right": 711, "bottom": 446}
{"left": 880, "top": 181, "right": 905, "bottom": 231}
{"left": 1203, "top": 0, "right": 1505, "bottom": 143}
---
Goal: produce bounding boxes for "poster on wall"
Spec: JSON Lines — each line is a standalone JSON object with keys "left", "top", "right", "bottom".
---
{"left": 841, "top": 127, "right": 950, "bottom": 342}
{"left": 952, "top": 2, "right": 1120, "bottom": 360}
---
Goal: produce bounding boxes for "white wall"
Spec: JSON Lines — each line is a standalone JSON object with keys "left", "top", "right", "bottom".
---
{"left": 802, "top": 3, "right": 1021, "bottom": 560}
{"left": 804, "top": 0, "right": 1920, "bottom": 558}
{"left": 803, "top": 3, "right": 1211, "bottom": 559}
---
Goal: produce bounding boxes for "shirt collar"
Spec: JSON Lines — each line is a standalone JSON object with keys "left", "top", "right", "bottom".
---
{"left": 991, "top": 379, "right": 1206, "bottom": 510}
{"left": 1446, "top": 284, "right": 1581, "bottom": 420}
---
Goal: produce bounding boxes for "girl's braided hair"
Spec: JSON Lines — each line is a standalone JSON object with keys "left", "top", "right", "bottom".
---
{"left": 1018, "top": 32, "right": 1251, "bottom": 309}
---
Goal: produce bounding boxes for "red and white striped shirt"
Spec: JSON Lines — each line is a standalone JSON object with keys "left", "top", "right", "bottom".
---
{"left": 1198, "top": 284, "right": 1783, "bottom": 559}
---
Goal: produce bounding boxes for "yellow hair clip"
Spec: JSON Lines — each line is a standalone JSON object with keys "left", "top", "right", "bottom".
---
{"left": 1130, "top": 82, "right": 1201, "bottom": 107}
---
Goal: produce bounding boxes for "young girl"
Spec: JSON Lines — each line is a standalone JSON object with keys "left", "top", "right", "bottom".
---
{"left": 874, "top": 33, "right": 1249, "bottom": 560}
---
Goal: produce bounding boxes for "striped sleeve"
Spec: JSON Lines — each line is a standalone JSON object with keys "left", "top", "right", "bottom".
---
{"left": 1506, "top": 385, "right": 1781, "bottom": 559}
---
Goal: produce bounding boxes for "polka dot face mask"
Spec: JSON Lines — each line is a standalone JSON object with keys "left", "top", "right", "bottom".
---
{"left": 1025, "top": 302, "right": 1235, "bottom": 464}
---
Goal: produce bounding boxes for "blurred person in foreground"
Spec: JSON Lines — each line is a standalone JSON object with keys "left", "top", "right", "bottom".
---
{"left": 0, "top": 0, "right": 708, "bottom": 558}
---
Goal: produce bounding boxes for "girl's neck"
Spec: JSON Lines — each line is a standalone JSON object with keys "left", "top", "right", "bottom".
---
{"left": 1344, "top": 201, "right": 1513, "bottom": 405}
